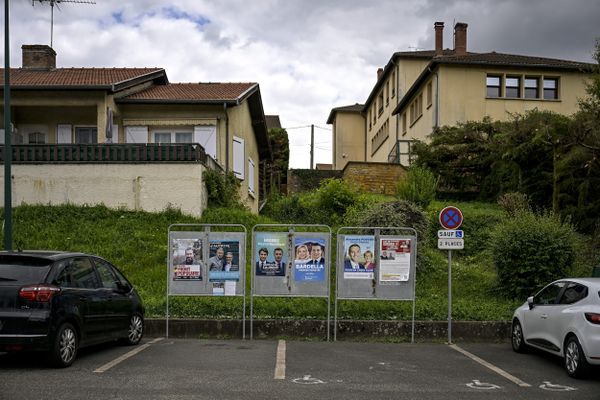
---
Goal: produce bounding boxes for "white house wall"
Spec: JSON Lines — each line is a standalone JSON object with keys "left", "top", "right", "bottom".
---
{"left": 0, "top": 164, "right": 207, "bottom": 217}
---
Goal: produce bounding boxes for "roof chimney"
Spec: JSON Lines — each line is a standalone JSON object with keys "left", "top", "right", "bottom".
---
{"left": 377, "top": 67, "right": 384, "bottom": 81}
{"left": 453, "top": 22, "right": 468, "bottom": 56}
{"left": 22, "top": 45, "right": 56, "bottom": 70}
{"left": 434, "top": 21, "right": 444, "bottom": 56}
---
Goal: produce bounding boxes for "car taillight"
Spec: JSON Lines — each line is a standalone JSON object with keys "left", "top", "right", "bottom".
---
{"left": 585, "top": 312, "right": 600, "bottom": 325}
{"left": 19, "top": 285, "right": 60, "bottom": 302}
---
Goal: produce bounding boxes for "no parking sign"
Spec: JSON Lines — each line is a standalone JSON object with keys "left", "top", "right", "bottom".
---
{"left": 439, "top": 206, "right": 463, "bottom": 229}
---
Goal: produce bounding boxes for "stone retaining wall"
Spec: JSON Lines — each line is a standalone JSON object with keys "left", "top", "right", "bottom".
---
{"left": 146, "top": 319, "right": 511, "bottom": 341}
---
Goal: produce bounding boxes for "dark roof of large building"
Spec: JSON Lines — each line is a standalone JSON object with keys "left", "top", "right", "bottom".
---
{"left": 118, "top": 82, "right": 259, "bottom": 104}
{"left": 0, "top": 67, "right": 167, "bottom": 90}
{"left": 265, "top": 115, "right": 282, "bottom": 130}
{"left": 326, "top": 103, "right": 365, "bottom": 124}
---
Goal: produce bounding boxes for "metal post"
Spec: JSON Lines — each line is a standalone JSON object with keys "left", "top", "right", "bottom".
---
{"left": 4, "top": 0, "right": 12, "bottom": 251}
{"left": 447, "top": 249, "right": 452, "bottom": 344}
{"left": 310, "top": 124, "right": 314, "bottom": 169}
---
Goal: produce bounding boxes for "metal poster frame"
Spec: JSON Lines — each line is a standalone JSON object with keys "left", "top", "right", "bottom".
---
{"left": 334, "top": 227, "right": 418, "bottom": 342}
{"left": 251, "top": 224, "right": 332, "bottom": 340}
{"left": 166, "top": 224, "right": 247, "bottom": 338}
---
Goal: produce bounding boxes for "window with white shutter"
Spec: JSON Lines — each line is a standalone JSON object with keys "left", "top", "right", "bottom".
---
{"left": 248, "top": 158, "right": 255, "bottom": 195}
{"left": 194, "top": 125, "right": 217, "bottom": 160}
{"left": 233, "top": 136, "right": 245, "bottom": 179}
{"left": 125, "top": 126, "right": 148, "bottom": 143}
{"left": 57, "top": 124, "right": 72, "bottom": 144}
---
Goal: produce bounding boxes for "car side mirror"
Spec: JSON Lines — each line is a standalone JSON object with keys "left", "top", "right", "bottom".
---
{"left": 527, "top": 296, "right": 534, "bottom": 309}
{"left": 116, "top": 281, "right": 131, "bottom": 294}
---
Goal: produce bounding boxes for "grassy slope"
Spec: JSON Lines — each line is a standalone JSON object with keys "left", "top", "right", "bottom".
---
{"left": 1, "top": 203, "right": 523, "bottom": 320}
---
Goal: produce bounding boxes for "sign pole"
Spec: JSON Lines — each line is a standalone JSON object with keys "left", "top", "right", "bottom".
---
{"left": 448, "top": 249, "right": 452, "bottom": 344}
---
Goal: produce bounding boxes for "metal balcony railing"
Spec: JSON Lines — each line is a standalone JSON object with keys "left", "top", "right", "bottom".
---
{"left": 387, "top": 139, "right": 415, "bottom": 165}
{"left": 0, "top": 143, "right": 207, "bottom": 164}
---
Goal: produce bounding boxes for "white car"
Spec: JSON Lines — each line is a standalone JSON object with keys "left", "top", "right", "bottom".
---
{"left": 511, "top": 277, "right": 600, "bottom": 378}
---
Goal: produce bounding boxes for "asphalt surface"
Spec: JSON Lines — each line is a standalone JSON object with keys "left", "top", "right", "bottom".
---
{"left": 0, "top": 338, "right": 598, "bottom": 399}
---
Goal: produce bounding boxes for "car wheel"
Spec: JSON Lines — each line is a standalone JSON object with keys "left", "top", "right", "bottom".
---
{"left": 564, "top": 336, "right": 590, "bottom": 378}
{"left": 48, "top": 322, "right": 78, "bottom": 368}
{"left": 122, "top": 313, "right": 144, "bottom": 345}
{"left": 511, "top": 319, "right": 527, "bottom": 353}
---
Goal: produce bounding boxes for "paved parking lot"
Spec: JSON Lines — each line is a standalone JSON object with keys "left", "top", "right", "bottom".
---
{"left": 0, "top": 338, "right": 598, "bottom": 400}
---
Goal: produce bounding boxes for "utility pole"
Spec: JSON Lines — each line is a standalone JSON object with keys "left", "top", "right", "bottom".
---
{"left": 4, "top": 0, "right": 12, "bottom": 250}
{"left": 310, "top": 124, "right": 314, "bottom": 169}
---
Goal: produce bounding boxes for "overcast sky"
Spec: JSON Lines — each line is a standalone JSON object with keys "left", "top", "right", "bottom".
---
{"left": 3, "top": 0, "right": 600, "bottom": 168}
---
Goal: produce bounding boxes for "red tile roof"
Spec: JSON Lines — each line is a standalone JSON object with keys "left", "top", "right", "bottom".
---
{"left": 120, "top": 82, "right": 258, "bottom": 102}
{"left": 0, "top": 68, "right": 165, "bottom": 87}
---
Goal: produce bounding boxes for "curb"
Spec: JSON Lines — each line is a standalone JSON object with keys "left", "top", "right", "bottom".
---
{"left": 146, "top": 319, "right": 511, "bottom": 341}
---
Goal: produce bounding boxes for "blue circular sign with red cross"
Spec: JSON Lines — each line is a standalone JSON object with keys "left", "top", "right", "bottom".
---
{"left": 439, "top": 206, "right": 463, "bottom": 229}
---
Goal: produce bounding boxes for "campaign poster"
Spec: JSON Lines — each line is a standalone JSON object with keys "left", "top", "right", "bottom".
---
{"left": 255, "top": 232, "right": 287, "bottom": 276}
{"left": 379, "top": 238, "right": 411, "bottom": 282}
{"left": 172, "top": 237, "right": 204, "bottom": 281}
{"left": 208, "top": 240, "right": 240, "bottom": 283}
{"left": 342, "top": 235, "right": 375, "bottom": 280}
{"left": 293, "top": 236, "right": 326, "bottom": 282}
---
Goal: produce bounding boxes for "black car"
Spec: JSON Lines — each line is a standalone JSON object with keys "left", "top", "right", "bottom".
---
{"left": 0, "top": 251, "right": 144, "bottom": 367}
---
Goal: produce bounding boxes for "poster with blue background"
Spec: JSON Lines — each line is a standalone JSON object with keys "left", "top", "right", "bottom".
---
{"left": 293, "top": 236, "right": 326, "bottom": 282}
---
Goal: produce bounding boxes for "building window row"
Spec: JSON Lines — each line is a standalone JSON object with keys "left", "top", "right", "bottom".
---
{"left": 369, "top": 66, "right": 398, "bottom": 131}
{"left": 409, "top": 93, "right": 423, "bottom": 126}
{"left": 486, "top": 74, "right": 559, "bottom": 100}
{"left": 371, "top": 119, "right": 389, "bottom": 155}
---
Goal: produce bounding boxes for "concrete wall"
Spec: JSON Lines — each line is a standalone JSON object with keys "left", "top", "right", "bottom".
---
{"left": 0, "top": 163, "right": 207, "bottom": 217}
{"left": 332, "top": 112, "right": 365, "bottom": 170}
{"left": 342, "top": 162, "right": 407, "bottom": 195}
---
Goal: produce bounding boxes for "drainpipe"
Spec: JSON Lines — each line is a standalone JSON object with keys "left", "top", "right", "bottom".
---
{"left": 224, "top": 102, "right": 229, "bottom": 173}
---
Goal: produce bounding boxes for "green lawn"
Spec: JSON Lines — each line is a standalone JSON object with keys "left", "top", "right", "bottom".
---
{"left": 2, "top": 203, "right": 523, "bottom": 320}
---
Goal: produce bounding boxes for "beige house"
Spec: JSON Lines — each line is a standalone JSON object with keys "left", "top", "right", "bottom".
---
{"left": 329, "top": 22, "right": 594, "bottom": 168}
{"left": 0, "top": 45, "right": 270, "bottom": 215}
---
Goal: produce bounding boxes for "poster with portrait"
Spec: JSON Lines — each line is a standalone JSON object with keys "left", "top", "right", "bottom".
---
{"left": 208, "top": 240, "right": 240, "bottom": 285}
{"left": 293, "top": 236, "right": 326, "bottom": 282}
{"left": 255, "top": 232, "right": 287, "bottom": 276}
{"left": 171, "top": 237, "right": 204, "bottom": 281}
{"left": 379, "top": 238, "right": 411, "bottom": 282}
{"left": 342, "top": 235, "right": 375, "bottom": 280}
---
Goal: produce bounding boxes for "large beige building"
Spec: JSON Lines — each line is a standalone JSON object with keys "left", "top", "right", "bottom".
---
{"left": 0, "top": 45, "right": 270, "bottom": 215}
{"left": 329, "top": 22, "right": 594, "bottom": 169}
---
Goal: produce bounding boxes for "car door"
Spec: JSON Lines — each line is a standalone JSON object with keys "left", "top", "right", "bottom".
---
{"left": 53, "top": 257, "right": 105, "bottom": 344}
{"left": 522, "top": 281, "right": 566, "bottom": 351}
{"left": 92, "top": 258, "right": 132, "bottom": 337}
{"left": 550, "top": 282, "right": 589, "bottom": 350}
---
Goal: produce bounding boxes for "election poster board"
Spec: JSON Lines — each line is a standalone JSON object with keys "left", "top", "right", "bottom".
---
{"left": 168, "top": 230, "right": 245, "bottom": 296}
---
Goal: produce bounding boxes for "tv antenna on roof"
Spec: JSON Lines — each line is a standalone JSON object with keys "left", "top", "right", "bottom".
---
{"left": 32, "top": 0, "right": 96, "bottom": 48}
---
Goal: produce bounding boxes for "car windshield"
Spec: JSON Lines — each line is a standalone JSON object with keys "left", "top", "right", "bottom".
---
{"left": 0, "top": 256, "right": 52, "bottom": 284}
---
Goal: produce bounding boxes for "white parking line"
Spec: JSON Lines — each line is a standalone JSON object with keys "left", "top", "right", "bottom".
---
{"left": 450, "top": 344, "right": 531, "bottom": 387}
{"left": 274, "top": 340, "right": 286, "bottom": 380}
{"left": 94, "top": 337, "right": 163, "bottom": 373}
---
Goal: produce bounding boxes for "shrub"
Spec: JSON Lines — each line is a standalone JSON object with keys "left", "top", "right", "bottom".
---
{"left": 396, "top": 166, "right": 438, "bottom": 208}
{"left": 353, "top": 201, "right": 429, "bottom": 241}
{"left": 497, "top": 192, "right": 531, "bottom": 217}
{"left": 491, "top": 211, "right": 580, "bottom": 299}
{"left": 203, "top": 169, "right": 243, "bottom": 209}
{"left": 316, "top": 178, "right": 359, "bottom": 225}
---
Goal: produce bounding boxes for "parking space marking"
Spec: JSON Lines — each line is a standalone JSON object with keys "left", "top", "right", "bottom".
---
{"left": 93, "top": 337, "right": 163, "bottom": 373}
{"left": 274, "top": 339, "right": 286, "bottom": 380}
{"left": 450, "top": 344, "right": 531, "bottom": 388}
